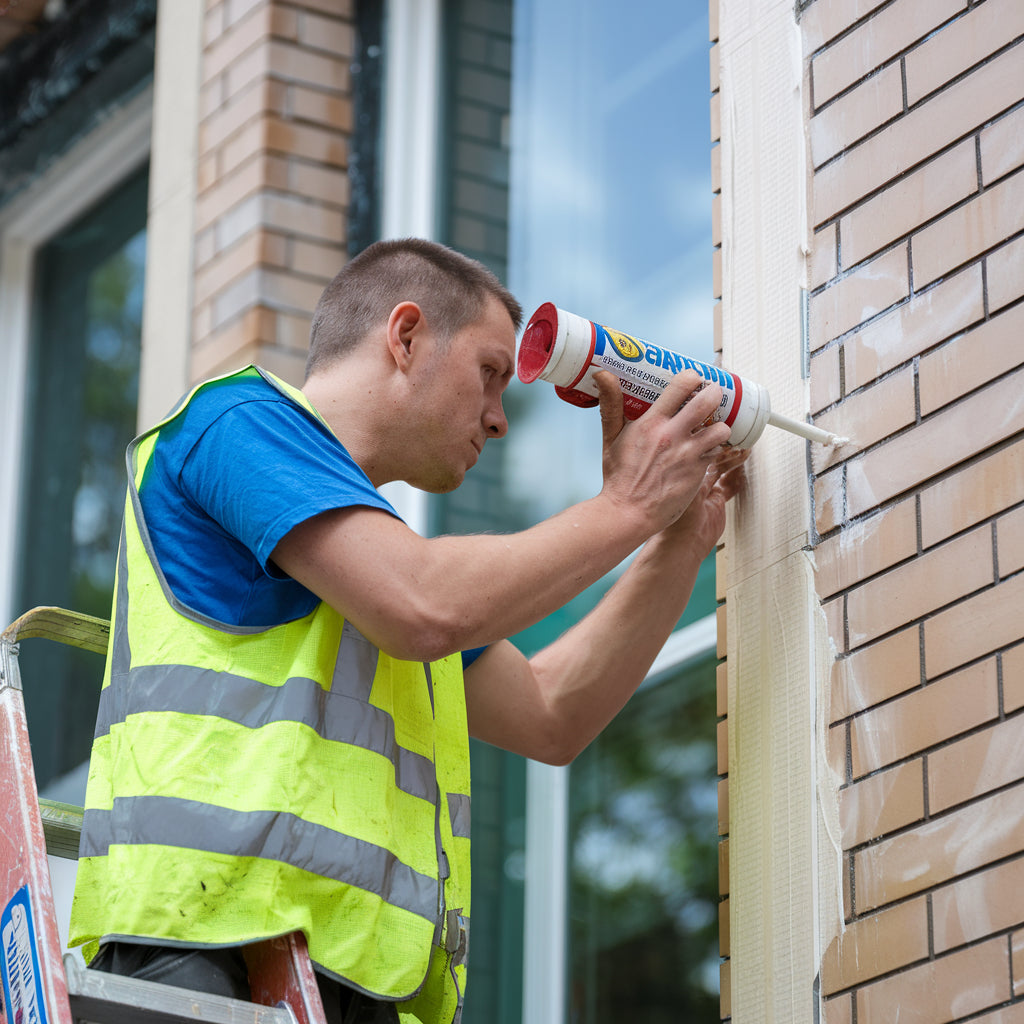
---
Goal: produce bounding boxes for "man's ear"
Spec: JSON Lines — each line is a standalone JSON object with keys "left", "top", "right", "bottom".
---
{"left": 386, "top": 301, "right": 426, "bottom": 372}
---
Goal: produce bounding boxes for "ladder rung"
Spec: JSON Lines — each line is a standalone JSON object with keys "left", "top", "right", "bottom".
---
{"left": 64, "top": 956, "right": 297, "bottom": 1024}
{"left": 41, "top": 798, "right": 84, "bottom": 859}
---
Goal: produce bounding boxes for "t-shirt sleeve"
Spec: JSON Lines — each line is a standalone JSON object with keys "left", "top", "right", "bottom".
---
{"left": 178, "top": 397, "right": 399, "bottom": 573}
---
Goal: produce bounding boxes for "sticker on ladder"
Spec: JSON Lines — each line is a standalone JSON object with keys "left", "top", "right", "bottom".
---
{"left": 2, "top": 885, "right": 49, "bottom": 1024}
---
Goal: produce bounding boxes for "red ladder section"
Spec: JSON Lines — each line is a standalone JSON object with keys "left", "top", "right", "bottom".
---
{"left": 0, "top": 607, "right": 327, "bottom": 1024}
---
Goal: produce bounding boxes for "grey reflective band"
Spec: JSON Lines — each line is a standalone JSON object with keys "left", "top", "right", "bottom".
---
{"left": 93, "top": 663, "right": 437, "bottom": 804}
{"left": 447, "top": 793, "right": 471, "bottom": 840}
{"left": 81, "top": 796, "right": 438, "bottom": 923}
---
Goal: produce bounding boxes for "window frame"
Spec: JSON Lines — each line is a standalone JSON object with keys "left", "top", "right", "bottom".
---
{"left": 0, "top": 87, "right": 152, "bottom": 630}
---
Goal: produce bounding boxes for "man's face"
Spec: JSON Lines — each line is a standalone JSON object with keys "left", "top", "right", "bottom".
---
{"left": 410, "top": 294, "right": 517, "bottom": 493}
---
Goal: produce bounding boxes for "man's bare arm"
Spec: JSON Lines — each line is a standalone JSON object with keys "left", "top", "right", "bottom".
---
{"left": 271, "top": 371, "right": 730, "bottom": 662}
{"left": 463, "top": 446, "right": 747, "bottom": 764}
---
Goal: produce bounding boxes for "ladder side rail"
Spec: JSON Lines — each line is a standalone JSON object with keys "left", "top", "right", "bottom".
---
{"left": 0, "top": 628, "right": 75, "bottom": 1024}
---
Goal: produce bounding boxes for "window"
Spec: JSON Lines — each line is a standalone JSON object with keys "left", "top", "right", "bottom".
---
{"left": 12, "top": 165, "right": 148, "bottom": 796}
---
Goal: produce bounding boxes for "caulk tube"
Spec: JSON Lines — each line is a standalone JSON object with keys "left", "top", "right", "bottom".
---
{"left": 517, "top": 302, "right": 771, "bottom": 449}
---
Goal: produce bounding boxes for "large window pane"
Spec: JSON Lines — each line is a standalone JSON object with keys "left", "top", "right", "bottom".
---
{"left": 568, "top": 652, "right": 721, "bottom": 1022}
{"left": 15, "top": 165, "right": 147, "bottom": 796}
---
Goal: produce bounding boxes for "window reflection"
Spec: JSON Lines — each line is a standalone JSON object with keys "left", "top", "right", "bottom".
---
{"left": 568, "top": 656, "right": 721, "bottom": 1022}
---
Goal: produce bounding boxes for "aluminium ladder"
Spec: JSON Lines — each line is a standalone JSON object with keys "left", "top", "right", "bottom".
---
{"left": 0, "top": 606, "right": 328, "bottom": 1024}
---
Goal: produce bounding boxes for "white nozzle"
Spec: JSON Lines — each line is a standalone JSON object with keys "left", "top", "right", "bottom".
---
{"left": 767, "top": 411, "right": 849, "bottom": 447}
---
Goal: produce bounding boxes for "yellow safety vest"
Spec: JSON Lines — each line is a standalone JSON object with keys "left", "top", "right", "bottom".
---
{"left": 69, "top": 367, "right": 472, "bottom": 1023}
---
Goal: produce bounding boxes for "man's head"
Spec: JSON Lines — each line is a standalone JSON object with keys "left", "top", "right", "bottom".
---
{"left": 306, "top": 238, "right": 523, "bottom": 379}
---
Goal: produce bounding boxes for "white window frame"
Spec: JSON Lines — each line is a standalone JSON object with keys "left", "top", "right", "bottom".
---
{"left": 0, "top": 87, "right": 152, "bottom": 631}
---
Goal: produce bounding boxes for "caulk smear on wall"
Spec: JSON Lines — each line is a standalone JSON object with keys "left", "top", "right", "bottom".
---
{"left": 718, "top": 0, "right": 843, "bottom": 1021}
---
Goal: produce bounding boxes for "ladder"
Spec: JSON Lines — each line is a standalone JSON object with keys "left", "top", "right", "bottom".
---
{"left": 0, "top": 607, "right": 328, "bottom": 1024}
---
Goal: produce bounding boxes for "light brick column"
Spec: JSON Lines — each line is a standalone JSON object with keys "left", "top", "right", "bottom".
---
{"left": 191, "top": 0, "right": 356, "bottom": 387}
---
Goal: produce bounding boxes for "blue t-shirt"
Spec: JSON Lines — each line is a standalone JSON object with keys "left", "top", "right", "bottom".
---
{"left": 138, "top": 373, "right": 486, "bottom": 667}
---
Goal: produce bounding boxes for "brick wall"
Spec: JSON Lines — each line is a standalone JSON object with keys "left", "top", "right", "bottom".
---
{"left": 191, "top": 0, "right": 356, "bottom": 387}
{"left": 809, "top": 0, "right": 1022, "bottom": 1020}
{"left": 716, "top": 0, "right": 1024, "bottom": 1019}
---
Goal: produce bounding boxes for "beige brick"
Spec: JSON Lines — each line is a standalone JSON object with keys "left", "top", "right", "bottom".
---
{"left": 849, "top": 657, "right": 998, "bottom": 778}
{"left": 287, "top": 160, "right": 350, "bottom": 206}
{"left": 266, "top": 117, "right": 348, "bottom": 169}
{"left": 191, "top": 305, "right": 275, "bottom": 380}
{"left": 716, "top": 717, "right": 727, "bottom": 777}
{"left": 814, "top": 498, "right": 917, "bottom": 600}
{"left": 718, "top": 837, "right": 728, "bottom": 896}
{"left": 718, "top": 776, "right": 728, "bottom": 836}
{"left": 913, "top": 168, "right": 1024, "bottom": 289}
{"left": 823, "top": 596, "right": 844, "bottom": 658}
{"left": 847, "top": 525, "right": 993, "bottom": 648}
{"left": 814, "top": 463, "right": 843, "bottom": 535}
{"left": 288, "top": 84, "right": 354, "bottom": 132}
{"left": 920, "top": 436, "right": 1024, "bottom": 548}
{"left": 839, "top": 757, "right": 924, "bottom": 850}
{"left": 925, "top": 571, "right": 1024, "bottom": 678}
{"left": 820, "top": 895, "right": 928, "bottom": 994}
{"left": 813, "top": 45, "right": 1024, "bottom": 224}
{"left": 810, "top": 62, "right": 903, "bottom": 168}
{"left": 998, "top": 505, "right": 1024, "bottom": 579}
{"left": 809, "top": 221, "right": 838, "bottom": 291}
{"left": 266, "top": 39, "right": 349, "bottom": 91}
{"left": 716, "top": 660, "right": 727, "bottom": 719}
{"left": 854, "top": 783, "right": 1024, "bottom": 911}
{"left": 709, "top": 40, "right": 719, "bottom": 94}
{"left": 297, "top": 10, "right": 355, "bottom": 58}
{"left": 800, "top": 0, "right": 891, "bottom": 53}
{"left": 218, "top": 119, "right": 267, "bottom": 180}
{"left": 193, "top": 230, "right": 289, "bottom": 307}
{"left": 709, "top": 89, "right": 720, "bottom": 144}
{"left": 809, "top": 0, "right": 965, "bottom": 107}
{"left": 199, "top": 79, "right": 283, "bottom": 157}
{"left": 856, "top": 936, "right": 1009, "bottom": 1022}
{"left": 718, "top": 896, "right": 729, "bottom": 957}
{"left": 822, "top": 993, "right": 853, "bottom": 1024}
{"left": 261, "top": 191, "right": 345, "bottom": 242}
{"left": 203, "top": 3, "right": 273, "bottom": 83}
{"left": 831, "top": 625, "right": 921, "bottom": 722}
{"left": 810, "top": 365, "right": 916, "bottom": 474}
{"left": 919, "top": 302, "right": 1024, "bottom": 416}
{"left": 257, "top": 267, "right": 325, "bottom": 316}
{"left": 981, "top": 104, "right": 1024, "bottom": 186}
{"left": 988, "top": 233, "right": 1024, "bottom": 315}
{"left": 845, "top": 366, "right": 1024, "bottom": 519}
{"left": 275, "top": 310, "right": 313, "bottom": 354}
{"left": 905, "top": 0, "right": 1024, "bottom": 107}
{"left": 930, "top": 706, "right": 1024, "bottom": 813}
{"left": 838, "top": 138, "right": 978, "bottom": 268}
{"left": 971, "top": 1003, "right": 1024, "bottom": 1024}
{"left": 844, "top": 263, "right": 983, "bottom": 391}
{"left": 291, "top": 238, "right": 345, "bottom": 281}
{"left": 288, "top": 0, "right": 354, "bottom": 16}
{"left": 1014, "top": 929, "right": 1024, "bottom": 999}
{"left": 194, "top": 154, "right": 269, "bottom": 233}
{"left": 810, "top": 244, "right": 909, "bottom": 350}
{"left": 827, "top": 721, "right": 847, "bottom": 784}
{"left": 933, "top": 856, "right": 1024, "bottom": 952}
{"left": 1004, "top": 643, "right": 1024, "bottom": 715}
{"left": 809, "top": 341, "right": 841, "bottom": 414}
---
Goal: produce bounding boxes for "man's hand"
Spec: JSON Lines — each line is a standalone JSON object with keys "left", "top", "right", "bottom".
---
{"left": 594, "top": 370, "right": 732, "bottom": 534}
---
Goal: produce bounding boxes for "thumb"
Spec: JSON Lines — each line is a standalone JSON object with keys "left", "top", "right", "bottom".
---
{"left": 594, "top": 371, "right": 625, "bottom": 447}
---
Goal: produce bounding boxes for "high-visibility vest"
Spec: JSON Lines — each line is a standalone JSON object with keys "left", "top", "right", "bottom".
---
{"left": 69, "top": 366, "right": 472, "bottom": 1023}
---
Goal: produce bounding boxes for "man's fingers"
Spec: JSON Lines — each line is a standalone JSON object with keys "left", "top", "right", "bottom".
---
{"left": 594, "top": 371, "right": 626, "bottom": 446}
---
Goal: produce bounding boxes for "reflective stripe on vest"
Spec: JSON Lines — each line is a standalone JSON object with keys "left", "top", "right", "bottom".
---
{"left": 69, "top": 367, "right": 472, "bottom": 1022}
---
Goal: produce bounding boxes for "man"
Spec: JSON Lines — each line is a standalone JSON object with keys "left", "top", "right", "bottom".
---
{"left": 70, "top": 238, "right": 746, "bottom": 1023}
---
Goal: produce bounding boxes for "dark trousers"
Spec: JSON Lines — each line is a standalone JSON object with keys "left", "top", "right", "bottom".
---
{"left": 88, "top": 941, "right": 399, "bottom": 1024}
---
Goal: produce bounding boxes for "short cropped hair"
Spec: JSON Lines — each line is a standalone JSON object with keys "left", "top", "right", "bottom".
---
{"left": 306, "top": 238, "right": 523, "bottom": 378}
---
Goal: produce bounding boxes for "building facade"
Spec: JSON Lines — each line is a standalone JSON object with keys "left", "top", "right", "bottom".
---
{"left": 1, "top": 0, "right": 1022, "bottom": 1020}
